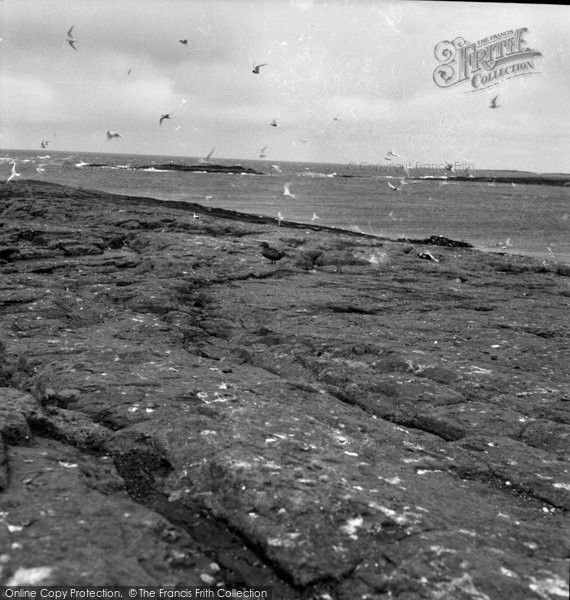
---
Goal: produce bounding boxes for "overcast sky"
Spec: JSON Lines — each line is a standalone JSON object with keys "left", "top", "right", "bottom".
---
{"left": 1, "top": 0, "right": 569, "bottom": 171}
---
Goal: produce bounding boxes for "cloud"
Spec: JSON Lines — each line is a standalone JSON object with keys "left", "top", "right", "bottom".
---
{"left": 1, "top": 0, "right": 569, "bottom": 170}
{"left": 0, "top": 75, "right": 57, "bottom": 124}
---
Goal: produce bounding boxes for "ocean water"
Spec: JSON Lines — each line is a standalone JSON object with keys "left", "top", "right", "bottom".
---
{"left": 2, "top": 149, "right": 569, "bottom": 264}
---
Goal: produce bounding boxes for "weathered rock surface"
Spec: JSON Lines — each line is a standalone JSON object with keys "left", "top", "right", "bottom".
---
{"left": 0, "top": 180, "right": 568, "bottom": 597}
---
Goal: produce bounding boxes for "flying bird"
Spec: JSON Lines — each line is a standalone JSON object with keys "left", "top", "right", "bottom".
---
{"left": 299, "top": 138, "right": 308, "bottom": 144}
{"left": 159, "top": 114, "right": 171, "bottom": 126}
{"left": 7, "top": 161, "right": 20, "bottom": 183}
{"left": 496, "top": 237, "right": 512, "bottom": 249}
{"left": 199, "top": 148, "right": 215, "bottom": 163}
{"left": 445, "top": 163, "right": 455, "bottom": 173}
{"left": 106, "top": 130, "right": 122, "bottom": 139}
{"left": 490, "top": 95, "right": 501, "bottom": 109}
{"left": 252, "top": 63, "right": 268, "bottom": 74}
{"left": 40, "top": 139, "right": 49, "bottom": 148}
{"left": 387, "top": 181, "right": 401, "bottom": 191}
{"left": 259, "top": 146, "right": 268, "bottom": 158}
{"left": 127, "top": 68, "right": 132, "bottom": 77}
{"left": 179, "top": 39, "right": 189, "bottom": 45}
{"left": 276, "top": 211, "right": 284, "bottom": 226}
{"left": 283, "top": 183, "right": 296, "bottom": 198}
{"left": 418, "top": 251, "right": 439, "bottom": 263}
{"left": 259, "top": 242, "right": 286, "bottom": 264}
{"left": 66, "top": 26, "right": 78, "bottom": 51}
{"left": 311, "top": 212, "right": 320, "bottom": 222}
{"left": 270, "top": 118, "right": 279, "bottom": 127}
{"left": 271, "top": 164, "right": 282, "bottom": 173}
{"left": 36, "top": 164, "right": 46, "bottom": 174}
{"left": 386, "top": 150, "right": 400, "bottom": 158}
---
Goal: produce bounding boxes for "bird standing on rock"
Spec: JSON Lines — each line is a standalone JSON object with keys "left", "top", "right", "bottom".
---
{"left": 259, "top": 242, "right": 286, "bottom": 264}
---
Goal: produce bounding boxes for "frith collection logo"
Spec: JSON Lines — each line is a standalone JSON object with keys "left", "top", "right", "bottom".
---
{"left": 433, "top": 27, "right": 542, "bottom": 91}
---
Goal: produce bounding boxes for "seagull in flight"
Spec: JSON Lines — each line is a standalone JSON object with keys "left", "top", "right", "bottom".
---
{"left": 106, "top": 130, "right": 122, "bottom": 140}
{"left": 311, "top": 212, "right": 320, "bottom": 222}
{"left": 40, "top": 139, "right": 49, "bottom": 148}
{"left": 179, "top": 39, "right": 189, "bottom": 45}
{"left": 159, "top": 113, "right": 171, "bottom": 126}
{"left": 259, "top": 146, "right": 268, "bottom": 158}
{"left": 490, "top": 95, "right": 501, "bottom": 109}
{"left": 496, "top": 237, "right": 512, "bottom": 249}
{"left": 387, "top": 181, "right": 401, "bottom": 191}
{"left": 445, "top": 163, "right": 455, "bottom": 173}
{"left": 7, "top": 161, "right": 20, "bottom": 183}
{"left": 283, "top": 183, "right": 296, "bottom": 198}
{"left": 271, "top": 164, "right": 282, "bottom": 173}
{"left": 386, "top": 150, "right": 400, "bottom": 158}
{"left": 199, "top": 148, "right": 215, "bottom": 163}
{"left": 127, "top": 68, "right": 132, "bottom": 77}
{"left": 36, "top": 164, "right": 46, "bottom": 174}
{"left": 252, "top": 63, "right": 268, "bottom": 74}
{"left": 270, "top": 118, "right": 279, "bottom": 127}
{"left": 66, "top": 26, "right": 78, "bottom": 51}
{"left": 276, "top": 211, "right": 284, "bottom": 226}
{"left": 299, "top": 138, "right": 308, "bottom": 144}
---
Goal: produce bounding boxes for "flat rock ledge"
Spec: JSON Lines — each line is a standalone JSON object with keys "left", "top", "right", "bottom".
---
{"left": 0, "top": 180, "right": 568, "bottom": 598}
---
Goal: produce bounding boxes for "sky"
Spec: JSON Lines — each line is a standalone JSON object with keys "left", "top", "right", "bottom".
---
{"left": 0, "top": 0, "right": 569, "bottom": 172}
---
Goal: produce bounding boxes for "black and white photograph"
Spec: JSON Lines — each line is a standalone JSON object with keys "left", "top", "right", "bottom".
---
{"left": 0, "top": 0, "right": 568, "bottom": 598}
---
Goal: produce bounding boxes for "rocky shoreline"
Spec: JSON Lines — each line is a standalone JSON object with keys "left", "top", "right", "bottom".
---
{"left": 0, "top": 180, "right": 568, "bottom": 597}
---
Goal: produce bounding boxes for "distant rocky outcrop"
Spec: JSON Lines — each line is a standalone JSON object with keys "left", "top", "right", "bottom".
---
{"left": 412, "top": 175, "right": 570, "bottom": 186}
{"left": 133, "top": 163, "right": 264, "bottom": 175}
{"left": 397, "top": 235, "right": 473, "bottom": 248}
{"left": 74, "top": 162, "right": 265, "bottom": 175}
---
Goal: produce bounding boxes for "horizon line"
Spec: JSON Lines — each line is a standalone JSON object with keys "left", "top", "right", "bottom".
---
{"left": 1, "top": 147, "right": 568, "bottom": 177}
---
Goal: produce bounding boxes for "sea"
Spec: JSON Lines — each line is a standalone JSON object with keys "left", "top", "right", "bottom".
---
{"left": 2, "top": 149, "right": 570, "bottom": 265}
